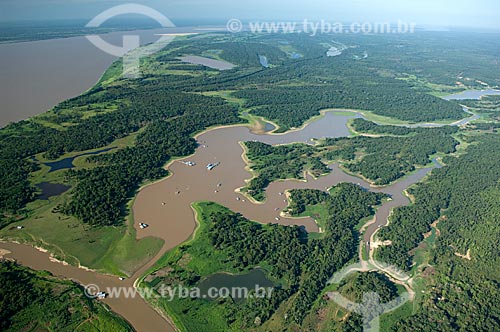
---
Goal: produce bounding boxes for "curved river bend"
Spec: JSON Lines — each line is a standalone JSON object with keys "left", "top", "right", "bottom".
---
{"left": 2, "top": 110, "right": 444, "bottom": 332}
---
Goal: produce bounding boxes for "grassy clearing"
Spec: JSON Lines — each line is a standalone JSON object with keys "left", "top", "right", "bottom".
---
{"left": 350, "top": 108, "right": 468, "bottom": 126}
{"left": 199, "top": 90, "right": 246, "bottom": 106}
{"left": 361, "top": 242, "right": 369, "bottom": 262}
{"left": 300, "top": 271, "right": 411, "bottom": 332}
{"left": 0, "top": 189, "right": 163, "bottom": 275}
{"left": 95, "top": 197, "right": 164, "bottom": 275}
{"left": 294, "top": 203, "right": 329, "bottom": 238}
{"left": 257, "top": 292, "right": 312, "bottom": 331}
{"left": 96, "top": 59, "right": 124, "bottom": 87}
{"left": 141, "top": 52, "right": 221, "bottom": 78}
{"left": 379, "top": 293, "right": 413, "bottom": 330}
{"left": 360, "top": 110, "right": 416, "bottom": 126}
{"left": 145, "top": 202, "right": 247, "bottom": 278}
{"left": 397, "top": 74, "right": 464, "bottom": 97}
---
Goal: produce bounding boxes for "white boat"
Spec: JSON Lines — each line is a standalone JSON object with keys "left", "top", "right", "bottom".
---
{"left": 96, "top": 291, "right": 107, "bottom": 299}
{"left": 206, "top": 162, "right": 220, "bottom": 170}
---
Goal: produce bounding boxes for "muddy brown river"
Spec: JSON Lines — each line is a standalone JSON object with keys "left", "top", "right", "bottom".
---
{"left": 2, "top": 110, "right": 440, "bottom": 332}
{"left": 133, "top": 110, "right": 439, "bottom": 262}
{"left": 0, "top": 27, "right": 213, "bottom": 128}
{"left": 0, "top": 241, "right": 173, "bottom": 332}
{"left": 133, "top": 112, "right": 359, "bottom": 242}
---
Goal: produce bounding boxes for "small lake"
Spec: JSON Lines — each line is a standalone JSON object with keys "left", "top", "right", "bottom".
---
{"left": 327, "top": 47, "right": 342, "bottom": 57}
{"left": 179, "top": 55, "right": 235, "bottom": 70}
{"left": 258, "top": 55, "right": 269, "bottom": 68}
{"left": 443, "top": 89, "right": 500, "bottom": 100}
{"left": 44, "top": 147, "right": 115, "bottom": 172}
{"left": 353, "top": 51, "right": 368, "bottom": 60}
{"left": 264, "top": 122, "right": 276, "bottom": 132}
{"left": 36, "top": 182, "right": 71, "bottom": 200}
{"left": 197, "top": 269, "right": 275, "bottom": 301}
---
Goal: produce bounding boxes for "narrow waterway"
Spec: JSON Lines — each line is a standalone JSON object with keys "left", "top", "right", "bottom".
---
{"left": 0, "top": 241, "right": 174, "bottom": 332}
{"left": 443, "top": 89, "right": 500, "bottom": 100}
{"left": 133, "top": 112, "right": 359, "bottom": 245}
{"left": 133, "top": 110, "right": 441, "bottom": 261}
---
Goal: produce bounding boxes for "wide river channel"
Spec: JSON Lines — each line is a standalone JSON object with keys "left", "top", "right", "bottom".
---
{"left": 0, "top": 27, "right": 212, "bottom": 127}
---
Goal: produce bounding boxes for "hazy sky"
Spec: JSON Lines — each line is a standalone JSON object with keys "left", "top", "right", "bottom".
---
{"left": 1, "top": 0, "right": 499, "bottom": 29}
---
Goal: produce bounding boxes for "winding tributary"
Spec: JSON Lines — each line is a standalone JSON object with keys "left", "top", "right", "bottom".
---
{"left": 0, "top": 107, "right": 467, "bottom": 332}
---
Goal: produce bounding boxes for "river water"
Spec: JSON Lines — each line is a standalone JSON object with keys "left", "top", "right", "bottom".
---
{"left": 133, "top": 110, "right": 440, "bottom": 259}
{"left": 443, "top": 89, "right": 500, "bottom": 100}
{"left": 0, "top": 241, "right": 173, "bottom": 332}
{"left": 133, "top": 112, "right": 359, "bottom": 244}
{"left": 2, "top": 110, "right": 442, "bottom": 332}
{"left": 0, "top": 27, "right": 207, "bottom": 128}
{"left": 179, "top": 55, "right": 235, "bottom": 70}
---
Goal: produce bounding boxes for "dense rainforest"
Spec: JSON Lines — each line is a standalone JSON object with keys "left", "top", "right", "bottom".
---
{"left": 323, "top": 125, "right": 459, "bottom": 185}
{"left": 239, "top": 119, "right": 500, "bottom": 331}
{"left": 0, "top": 85, "right": 241, "bottom": 226}
{"left": 0, "top": 32, "right": 482, "bottom": 227}
{"left": 243, "top": 141, "right": 329, "bottom": 201}
{"left": 374, "top": 134, "right": 500, "bottom": 331}
{"left": 234, "top": 84, "right": 463, "bottom": 131}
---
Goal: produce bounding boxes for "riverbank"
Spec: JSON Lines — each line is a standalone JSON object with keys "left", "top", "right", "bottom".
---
{"left": 1, "top": 108, "right": 449, "bottom": 332}
{"left": 0, "top": 240, "right": 176, "bottom": 332}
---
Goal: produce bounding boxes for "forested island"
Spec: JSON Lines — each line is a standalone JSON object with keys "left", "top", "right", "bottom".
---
{"left": 241, "top": 120, "right": 458, "bottom": 201}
